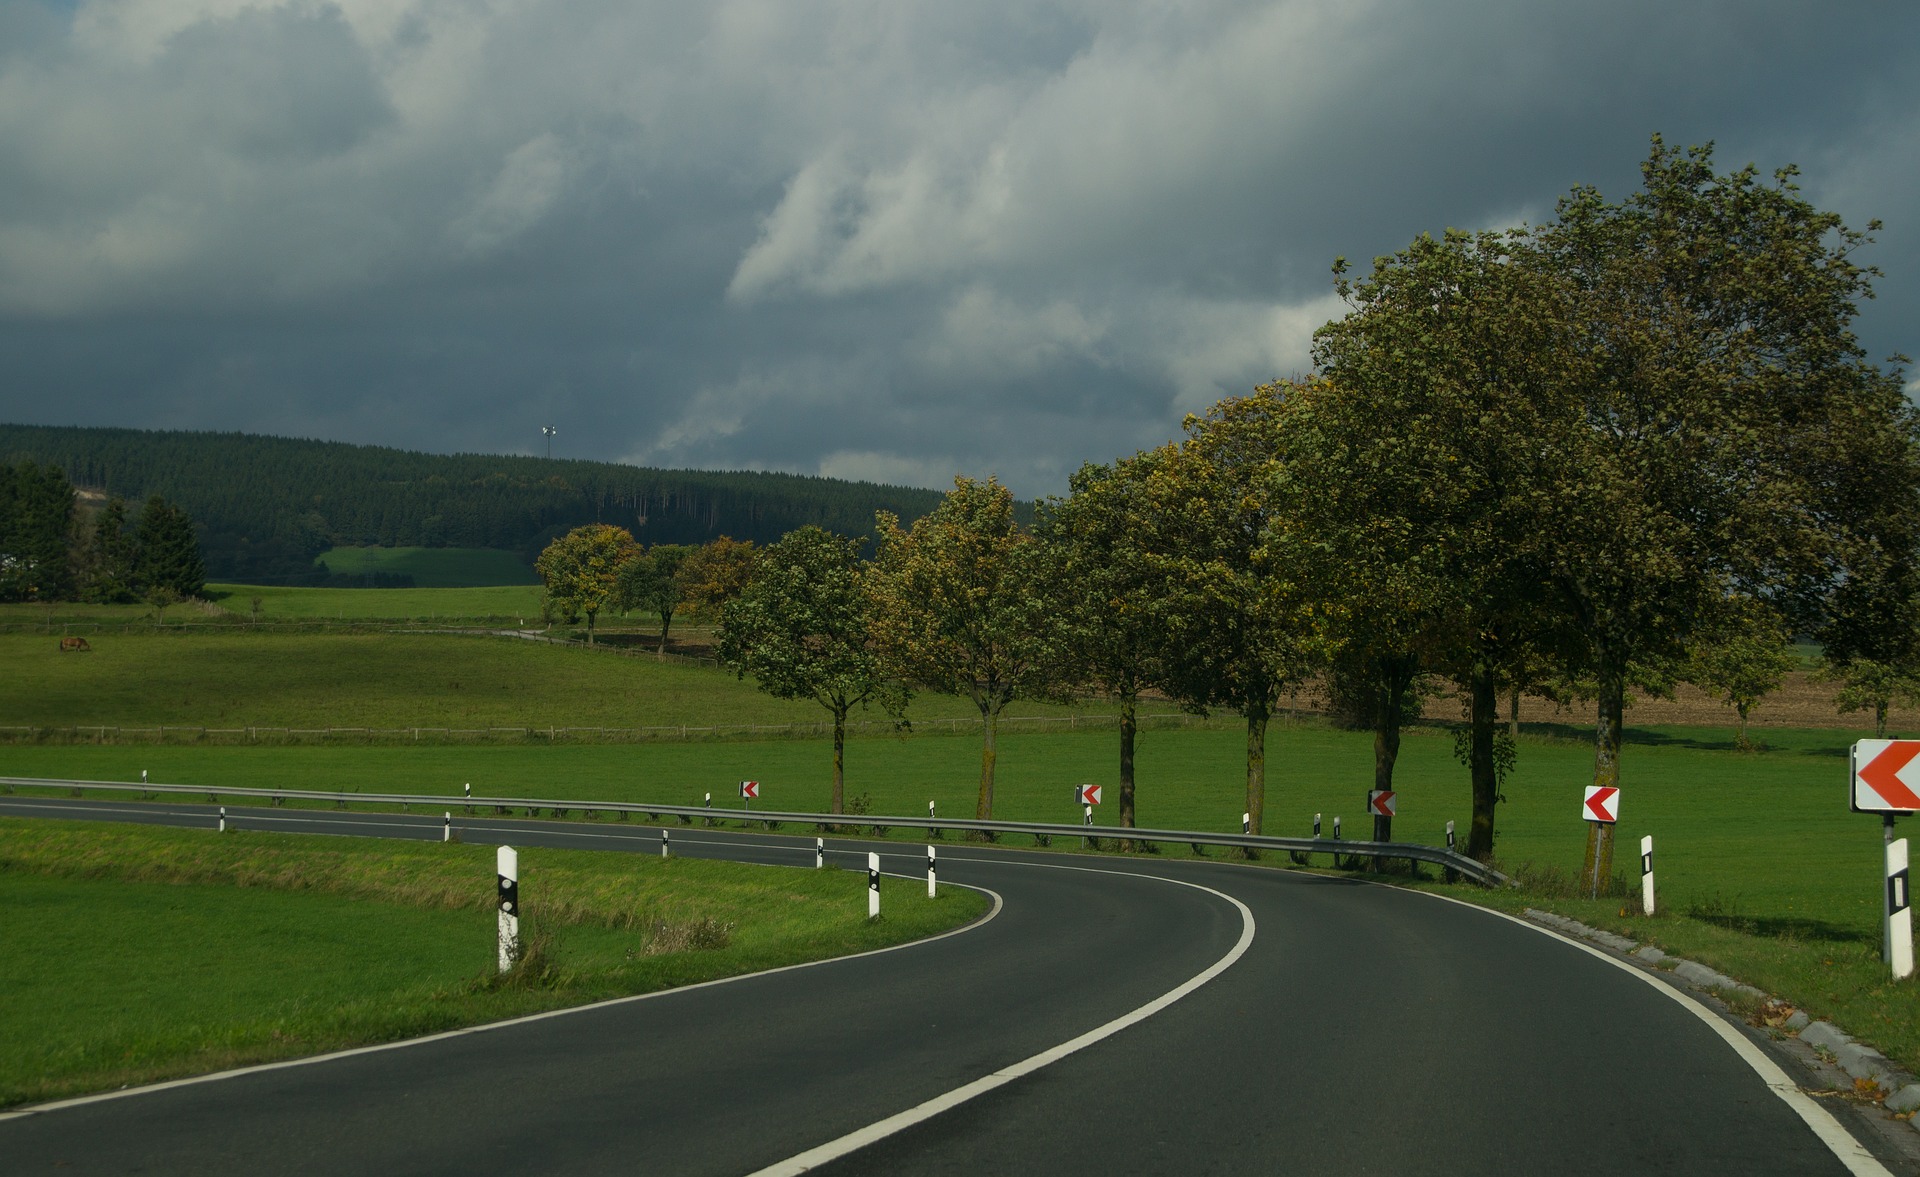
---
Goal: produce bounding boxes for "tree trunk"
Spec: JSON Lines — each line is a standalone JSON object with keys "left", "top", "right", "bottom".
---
{"left": 1118, "top": 692, "right": 1137, "bottom": 829}
{"left": 1245, "top": 701, "right": 1268, "bottom": 835}
{"left": 1735, "top": 703, "right": 1750, "bottom": 751}
{"left": 1373, "top": 660, "right": 1411, "bottom": 844}
{"left": 657, "top": 611, "right": 671, "bottom": 659}
{"left": 1877, "top": 700, "right": 1889, "bottom": 739}
{"left": 977, "top": 704, "right": 998, "bottom": 820}
{"left": 1584, "top": 659, "right": 1625, "bottom": 892}
{"left": 585, "top": 610, "right": 596, "bottom": 646}
{"left": 831, "top": 703, "right": 847, "bottom": 815}
{"left": 1466, "top": 656, "right": 1499, "bottom": 862}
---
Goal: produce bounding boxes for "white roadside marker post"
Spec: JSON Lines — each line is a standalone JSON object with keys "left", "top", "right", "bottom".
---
{"left": 1333, "top": 816, "right": 1341, "bottom": 841}
{"left": 867, "top": 852, "right": 881, "bottom": 920}
{"left": 1641, "top": 835, "right": 1656, "bottom": 916}
{"left": 1890, "top": 837, "right": 1912, "bottom": 981}
{"left": 661, "top": 829, "right": 670, "bottom": 858}
{"left": 929, "top": 800, "right": 939, "bottom": 839}
{"left": 927, "top": 845, "right": 937, "bottom": 898}
{"left": 218, "top": 806, "right": 226, "bottom": 833}
{"left": 1242, "top": 812, "right": 1251, "bottom": 835}
{"left": 1444, "top": 819, "right": 1458, "bottom": 884}
{"left": 443, "top": 812, "right": 452, "bottom": 843}
{"left": 1314, "top": 812, "right": 1322, "bottom": 838}
{"left": 497, "top": 846, "right": 519, "bottom": 973}
{"left": 464, "top": 782, "right": 472, "bottom": 815}
{"left": 815, "top": 837, "right": 825, "bottom": 869}
{"left": 1084, "top": 802, "right": 1094, "bottom": 849}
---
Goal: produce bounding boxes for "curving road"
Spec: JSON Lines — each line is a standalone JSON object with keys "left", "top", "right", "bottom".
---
{"left": 0, "top": 797, "right": 1899, "bottom": 1175}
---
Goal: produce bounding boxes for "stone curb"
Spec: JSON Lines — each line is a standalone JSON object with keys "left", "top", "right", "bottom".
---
{"left": 1520, "top": 908, "right": 1920, "bottom": 1132}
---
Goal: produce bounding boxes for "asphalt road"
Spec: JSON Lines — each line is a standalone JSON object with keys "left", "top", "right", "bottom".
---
{"left": 0, "top": 796, "right": 1895, "bottom": 1175}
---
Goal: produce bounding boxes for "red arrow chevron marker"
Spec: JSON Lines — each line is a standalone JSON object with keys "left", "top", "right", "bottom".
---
{"left": 1860, "top": 743, "right": 1920, "bottom": 811}
{"left": 1584, "top": 786, "right": 1619, "bottom": 823}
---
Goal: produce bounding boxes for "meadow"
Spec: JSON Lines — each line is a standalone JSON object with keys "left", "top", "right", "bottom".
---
{"left": 0, "top": 629, "right": 1192, "bottom": 732}
{"left": 0, "top": 818, "right": 986, "bottom": 1108}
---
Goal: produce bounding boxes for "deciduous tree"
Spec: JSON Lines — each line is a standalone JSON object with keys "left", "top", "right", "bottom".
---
{"left": 718, "top": 527, "right": 901, "bottom": 813}
{"left": 1535, "top": 138, "right": 1920, "bottom": 867}
{"left": 535, "top": 524, "right": 639, "bottom": 645}
{"left": 868, "top": 476, "right": 1059, "bottom": 822}
{"left": 1302, "top": 229, "right": 1582, "bottom": 859}
{"left": 617, "top": 543, "right": 693, "bottom": 655}
{"left": 1034, "top": 452, "right": 1179, "bottom": 829}
{"left": 1152, "top": 391, "right": 1321, "bottom": 836}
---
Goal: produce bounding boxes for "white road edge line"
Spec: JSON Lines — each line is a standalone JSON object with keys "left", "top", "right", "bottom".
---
{"left": 745, "top": 861, "right": 1258, "bottom": 1177}
{"left": 0, "top": 868, "right": 1004, "bottom": 1123}
{"left": 1414, "top": 889, "right": 1892, "bottom": 1177}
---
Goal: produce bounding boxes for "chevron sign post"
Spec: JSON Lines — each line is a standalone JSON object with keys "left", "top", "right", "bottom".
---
{"left": 1581, "top": 786, "right": 1619, "bottom": 900}
{"left": 739, "top": 780, "right": 759, "bottom": 814}
{"left": 1852, "top": 741, "right": 1919, "bottom": 967}
{"left": 1368, "top": 788, "right": 1395, "bottom": 844}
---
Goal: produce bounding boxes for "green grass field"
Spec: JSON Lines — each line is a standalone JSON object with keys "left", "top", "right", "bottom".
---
{"left": 313, "top": 546, "right": 540, "bottom": 587}
{"left": 0, "top": 629, "right": 1183, "bottom": 730}
{"left": 0, "top": 818, "right": 986, "bottom": 1108}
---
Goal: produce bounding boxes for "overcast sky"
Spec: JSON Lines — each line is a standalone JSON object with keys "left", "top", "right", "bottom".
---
{"left": 1, "top": 0, "right": 1915, "bottom": 498}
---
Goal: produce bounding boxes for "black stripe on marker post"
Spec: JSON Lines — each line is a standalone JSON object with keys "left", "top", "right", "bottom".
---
{"left": 1892, "top": 867, "right": 1911, "bottom": 916}
{"left": 498, "top": 874, "right": 518, "bottom": 916}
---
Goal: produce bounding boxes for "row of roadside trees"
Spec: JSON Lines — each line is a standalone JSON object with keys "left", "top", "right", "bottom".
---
{"left": 539, "top": 139, "right": 1920, "bottom": 864}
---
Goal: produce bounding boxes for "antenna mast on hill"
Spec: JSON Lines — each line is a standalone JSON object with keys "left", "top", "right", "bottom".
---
{"left": 542, "top": 425, "right": 557, "bottom": 460}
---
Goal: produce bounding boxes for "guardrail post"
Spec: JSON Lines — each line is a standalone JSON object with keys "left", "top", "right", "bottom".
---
{"left": 1888, "top": 837, "right": 1911, "bottom": 981}
{"left": 497, "top": 846, "right": 520, "bottom": 973}
{"left": 1640, "top": 835, "right": 1656, "bottom": 916}
{"left": 867, "top": 852, "right": 881, "bottom": 919}
{"left": 927, "top": 845, "right": 937, "bottom": 898}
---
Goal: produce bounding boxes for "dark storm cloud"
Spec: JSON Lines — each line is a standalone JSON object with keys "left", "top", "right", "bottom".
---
{"left": 0, "top": 0, "right": 1914, "bottom": 497}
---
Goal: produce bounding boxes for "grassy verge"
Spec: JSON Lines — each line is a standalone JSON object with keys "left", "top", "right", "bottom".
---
{"left": 0, "top": 818, "right": 987, "bottom": 1109}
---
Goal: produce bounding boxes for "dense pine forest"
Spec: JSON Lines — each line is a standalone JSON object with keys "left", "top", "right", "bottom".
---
{"left": 0, "top": 425, "right": 954, "bottom": 584}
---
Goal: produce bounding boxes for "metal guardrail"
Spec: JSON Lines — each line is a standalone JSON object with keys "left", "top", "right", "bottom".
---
{"left": 0, "top": 776, "right": 1511, "bottom": 888}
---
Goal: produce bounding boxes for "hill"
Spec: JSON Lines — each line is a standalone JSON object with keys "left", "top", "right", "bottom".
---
{"left": 0, "top": 424, "right": 951, "bottom": 583}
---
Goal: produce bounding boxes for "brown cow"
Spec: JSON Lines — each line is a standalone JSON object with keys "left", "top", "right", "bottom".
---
{"left": 58, "top": 636, "right": 92, "bottom": 652}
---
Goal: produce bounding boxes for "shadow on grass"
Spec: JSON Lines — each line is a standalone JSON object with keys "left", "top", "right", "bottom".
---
{"left": 1488, "top": 718, "right": 1855, "bottom": 758}
{"left": 1688, "top": 911, "right": 1877, "bottom": 945}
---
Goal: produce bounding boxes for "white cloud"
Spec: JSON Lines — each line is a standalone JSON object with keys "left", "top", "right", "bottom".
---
{"left": 449, "top": 133, "right": 569, "bottom": 255}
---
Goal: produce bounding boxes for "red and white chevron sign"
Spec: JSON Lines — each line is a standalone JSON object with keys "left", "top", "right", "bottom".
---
{"left": 1074, "top": 783, "right": 1102, "bottom": 806}
{"left": 1583, "top": 786, "right": 1620, "bottom": 824}
{"left": 739, "top": 780, "right": 760, "bottom": 800}
{"left": 1368, "top": 789, "right": 1395, "bottom": 817}
{"left": 1852, "top": 740, "right": 1920, "bottom": 814}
